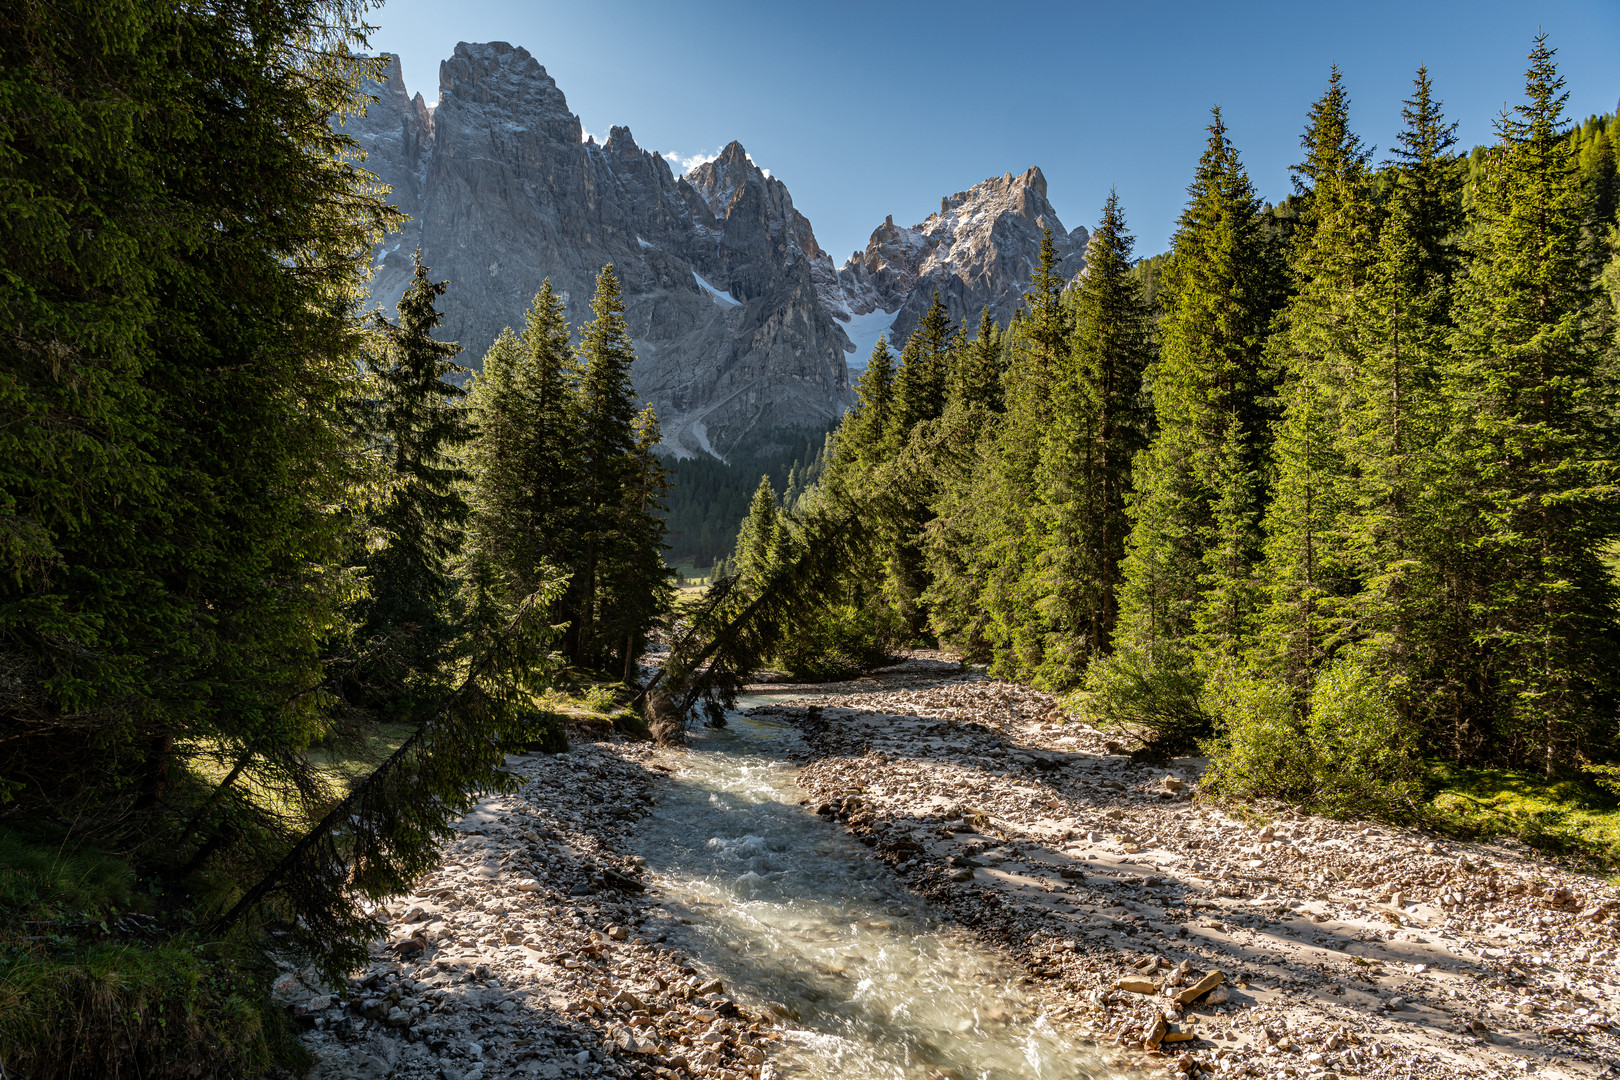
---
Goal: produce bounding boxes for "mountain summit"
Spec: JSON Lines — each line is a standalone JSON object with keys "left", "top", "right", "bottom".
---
{"left": 344, "top": 43, "right": 1088, "bottom": 454}
{"left": 342, "top": 43, "right": 852, "bottom": 458}
{"left": 820, "top": 167, "right": 1090, "bottom": 364}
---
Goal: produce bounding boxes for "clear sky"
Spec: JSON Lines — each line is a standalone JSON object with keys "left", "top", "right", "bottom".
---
{"left": 368, "top": 0, "right": 1619, "bottom": 262}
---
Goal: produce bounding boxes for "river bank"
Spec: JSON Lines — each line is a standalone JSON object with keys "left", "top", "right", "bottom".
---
{"left": 280, "top": 732, "right": 779, "bottom": 1080}
{"left": 277, "top": 655, "right": 1620, "bottom": 1080}
{"left": 770, "top": 657, "right": 1620, "bottom": 1080}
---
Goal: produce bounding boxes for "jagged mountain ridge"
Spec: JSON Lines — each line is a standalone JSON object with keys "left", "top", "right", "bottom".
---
{"left": 820, "top": 167, "right": 1089, "bottom": 364}
{"left": 344, "top": 41, "right": 1091, "bottom": 456}
{"left": 343, "top": 42, "right": 851, "bottom": 458}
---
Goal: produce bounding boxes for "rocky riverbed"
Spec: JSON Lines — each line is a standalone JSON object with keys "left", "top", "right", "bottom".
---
{"left": 770, "top": 658, "right": 1620, "bottom": 1080}
{"left": 278, "top": 736, "right": 780, "bottom": 1080}
{"left": 276, "top": 657, "right": 1620, "bottom": 1080}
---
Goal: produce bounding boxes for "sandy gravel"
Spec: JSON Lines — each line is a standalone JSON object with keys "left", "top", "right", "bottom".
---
{"left": 763, "top": 657, "right": 1620, "bottom": 1080}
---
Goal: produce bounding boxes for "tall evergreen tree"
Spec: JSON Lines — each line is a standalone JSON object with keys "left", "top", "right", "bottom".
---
{"left": 1447, "top": 36, "right": 1620, "bottom": 771}
{"left": 463, "top": 280, "right": 581, "bottom": 617}
{"left": 355, "top": 256, "right": 471, "bottom": 715}
{"left": 1335, "top": 70, "right": 1469, "bottom": 746}
{"left": 1253, "top": 70, "right": 1377, "bottom": 693}
{"left": 949, "top": 306, "right": 1005, "bottom": 410}
{"left": 1112, "top": 109, "right": 1280, "bottom": 668}
{"left": 1031, "top": 191, "right": 1153, "bottom": 685}
{"left": 569, "top": 264, "right": 671, "bottom": 674}
{"left": 599, "top": 405, "right": 674, "bottom": 682}
{"left": 838, "top": 337, "right": 898, "bottom": 468}
{"left": 734, "top": 474, "right": 781, "bottom": 588}
{"left": 1390, "top": 66, "right": 1465, "bottom": 285}
{"left": 893, "top": 292, "right": 957, "bottom": 431}
{"left": 981, "top": 231, "right": 1074, "bottom": 674}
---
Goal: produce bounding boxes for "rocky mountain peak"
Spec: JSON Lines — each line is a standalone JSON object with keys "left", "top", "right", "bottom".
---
{"left": 343, "top": 45, "right": 852, "bottom": 460}
{"left": 437, "top": 41, "right": 581, "bottom": 144}
{"left": 603, "top": 125, "right": 642, "bottom": 159}
{"left": 817, "top": 165, "right": 1089, "bottom": 362}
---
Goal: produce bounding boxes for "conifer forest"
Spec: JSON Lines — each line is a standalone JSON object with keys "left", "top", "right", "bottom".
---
{"left": 4, "top": 2, "right": 1620, "bottom": 1078}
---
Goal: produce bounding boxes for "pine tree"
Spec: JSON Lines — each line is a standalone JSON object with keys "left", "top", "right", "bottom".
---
{"left": 1112, "top": 109, "right": 1280, "bottom": 669}
{"left": 1031, "top": 191, "right": 1153, "bottom": 686}
{"left": 949, "top": 307, "right": 1005, "bottom": 410}
{"left": 563, "top": 265, "right": 651, "bottom": 670}
{"left": 1584, "top": 133, "right": 1618, "bottom": 234}
{"left": 1335, "top": 71, "right": 1468, "bottom": 748}
{"left": 734, "top": 475, "right": 781, "bottom": 588}
{"left": 1390, "top": 66, "right": 1464, "bottom": 285}
{"left": 893, "top": 292, "right": 957, "bottom": 431}
{"left": 464, "top": 280, "right": 581, "bottom": 617}
{"left": 356, "top": 255, "right": 471, "bottom": 715}
{"left": 838, "top": 337, "right": 898, "bottom": 468}
{"left": 980, "top": 231, "right": 1073, "bottom": 675}
{"left": 599, "top": 405, "right": 674, "bottom": 683}
{"left": 463, "top": 327, "right": 525, "bottom": 595}
{"left": 1446, "top": 36, "right": 1620, "bottom": 772}
{"left": 1253, "top": 70, "right": 1377, "bottom": 693}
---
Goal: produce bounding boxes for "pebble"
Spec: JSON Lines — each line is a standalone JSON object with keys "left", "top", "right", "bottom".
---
{"left": 771, "top": 654, "right": 1620, "bottom": 1080}
{"left": 289, "top": 720, "right": 773, "bottom": 1080}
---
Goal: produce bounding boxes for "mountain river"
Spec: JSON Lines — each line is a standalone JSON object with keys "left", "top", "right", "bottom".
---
{"left": 632, "top": 691, "right": 1119, "bottom": 1080}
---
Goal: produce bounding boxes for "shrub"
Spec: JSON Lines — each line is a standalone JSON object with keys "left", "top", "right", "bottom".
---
{"left": 774, "top": 599, "right": 904, "bottom": 683}
{"left": 1203, "top": 654, "right": 1419, "bottom": 818}
{"left": 0, "top": 940, "right": 287, "bottom": 1080}
{"left": 1081, "top": 645, "right": 1211, "bottom": 754}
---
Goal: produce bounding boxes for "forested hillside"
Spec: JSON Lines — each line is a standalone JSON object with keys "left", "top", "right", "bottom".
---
{"left": 713, "top": 43, "right": 1620, "bottom": 825}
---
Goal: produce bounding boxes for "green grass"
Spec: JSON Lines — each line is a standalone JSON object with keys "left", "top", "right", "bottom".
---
{"left": 303, "top": 721, "right": 418, "bottom": 787}
{"left": 0, "top": 826, "right": 301, "bottom": 1079}
{"left": 1422, "top": 764, "right": 1620, "bottom": 868}
{"left": 0, "top": 826, "right": 136, "bottom": 924}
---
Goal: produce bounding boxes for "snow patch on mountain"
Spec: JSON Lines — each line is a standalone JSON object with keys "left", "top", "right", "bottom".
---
{"left": 839, "top": 308, "right": 901, "bottom": 369}
{"left": 693, "top": 271, "right": 741, "bottom": 308}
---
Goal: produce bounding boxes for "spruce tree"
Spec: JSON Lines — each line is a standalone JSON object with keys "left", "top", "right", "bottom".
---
{"left": 838, "top": 337, "right": 898, "bottom": 468}
{"left": 1447, "top": 36, "right": 1619, "bottom": 772}
{"left": 570, "top": 264, "right": 671, "bottom": 674}
{"left": 1253, "top": 70, "right": 1377, "bottom": 692}
{"left": 1336, "top": 71, "right": 1467, "bottom": 747}
{"left": 734, "top": 475, "right": 781, "bottom": 588}
{"left": 893, "top": 292, "right": 957, "bottom": 431}
{"left": 356, "top": 255, "right": 471, "bottom": 715}
{"left": 1031, "top": 191, "right": 1152, "bottom": 686}
{"left": 980, "top": 231, "right": 1073, "bottom": 675}
{"left": 1390, "top": 66, "right": 1464, "bottom": 285}
{"left": 949, "top": 307, "right": 1005, "bottom": 410}
{"left": 598, "top": 405, "right": 674, "bottom": 683}
{"left": 1112, "top": 109, "right": 1279, "bottom": 670}
{"left": 464, "top": 280, "right": 582, "bottom": 617}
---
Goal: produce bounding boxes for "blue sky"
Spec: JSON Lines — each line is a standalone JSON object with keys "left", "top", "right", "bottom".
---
{"left": 369, "top": 0, "right": 1619, "bottom": 261}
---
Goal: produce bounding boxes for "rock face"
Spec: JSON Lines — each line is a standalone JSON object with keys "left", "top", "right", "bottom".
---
{"left": 819, "top": 167, "right": 1090, "bottom": 365}
{"left": 341, "top": 43, "right": 852, "bottom": 458}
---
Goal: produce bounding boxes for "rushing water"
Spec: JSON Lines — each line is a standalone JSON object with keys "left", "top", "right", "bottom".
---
{"left": 632, "top": 693, "right": 1119, "bottom": 1080}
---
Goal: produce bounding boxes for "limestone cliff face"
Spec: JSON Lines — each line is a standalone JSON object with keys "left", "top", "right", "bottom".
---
{"left": 819, "top": 167, "right": 1090, "bottom": 364}
{"left": 341, "top": 43, "right": 852, "bottom": 458}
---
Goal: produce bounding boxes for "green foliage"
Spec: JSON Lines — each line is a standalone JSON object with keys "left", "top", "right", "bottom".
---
{"left": 349, "top": 256, "right": 471, "bottom": 718}
{"left": 661, "top": 432, "right": 830, "bottom": 569}
{"left": 1203, "top": 655, "right": 1418, "bottom": 818}
{"left": 1113, "top": 109, "right": 1281, "bottom": 669}
{"left": 1081, "top": 646, "right": 1209, "bottom": 754}
{"left": 0, "top": 939, "right": 286, "bottom": 1080}
{"left": 1444, "top": 36, "right": 1620, "bottom": 772}
{"left": 1425, "top": 766, "right": 1620, "bottom": 866}
{"left": 463, "top": 280, "right": 580, "bottom": 616}
{"left": 1024, "top": 193, "right": 1154, "bottom": 687}
{"left": 564, "top": 266, "right": 675, "bottom": 675}
{"left": 216, "top": 580, "right": 566, "bottom": 984}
